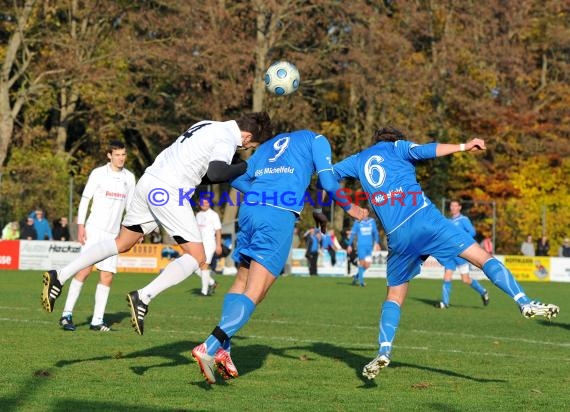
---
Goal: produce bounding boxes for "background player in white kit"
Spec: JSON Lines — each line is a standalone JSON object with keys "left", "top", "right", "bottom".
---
{"left": 42, "top": 112, "right": 273, "bottom": 337}
{"left": 195, "top": 200, "right": 222, "bottom": 296}
{"left": 58, "top": 140, "right": 136, "bottom": 332}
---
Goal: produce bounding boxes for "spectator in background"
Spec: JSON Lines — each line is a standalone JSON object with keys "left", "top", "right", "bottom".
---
{"left": 341, "top": 227, "right": 358, "bottom": 275}
{"left": 536, "top": 235, "right": 550, "bottom": 256}
{"left": 304, "top": 227, "right": 320, "bottom": 276}
{"left": 520, "top": 234, "right": 535, "bottom": 256}
{"left": 320, "top": 229, "right": 339, "bottom": 267}
{"left": 52, "top": 217, "right": 71, "bottom": 241}
{"left": 30, "top": 209, "right": 52, "bottom": 240}
{"left": 20, "top": 217, "right": 37, "bottom": 240}
{"left": 2, "top": 221, "right": 20, "bottom": 240}
{"left": 558, "top": 238, "right": 570, "bottom": 257}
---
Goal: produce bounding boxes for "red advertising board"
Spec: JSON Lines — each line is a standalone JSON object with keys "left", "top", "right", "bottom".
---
{"left": 0, "top": 240, "right": 20, "bottom": 269}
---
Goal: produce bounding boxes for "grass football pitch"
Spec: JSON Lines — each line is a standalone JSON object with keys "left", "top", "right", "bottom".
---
{"left": 1, "top": 270, "right": 568, "bottom": 411}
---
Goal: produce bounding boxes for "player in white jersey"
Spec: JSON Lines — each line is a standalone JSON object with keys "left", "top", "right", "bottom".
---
{"left": 195, "top": 200, "right": 222, "bottom": 296}
{"left": 42, "top": 112, "right": 273, "bottom": 337}
{"left": 58, "top": 141, "right": 135, "bottom": 332}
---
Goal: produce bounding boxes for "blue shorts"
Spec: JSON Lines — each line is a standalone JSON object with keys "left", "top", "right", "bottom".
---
{"left": 441, "top": 256, "right": 468, "bottom": 271}
{"left": 232, "top": 204, "right": 297, "bottom": 277}
{"left": 357, "top": 246, "right": 373, "bottom": 261}
{"left": 386, "top": 204, "right": 475, "bottom": 286}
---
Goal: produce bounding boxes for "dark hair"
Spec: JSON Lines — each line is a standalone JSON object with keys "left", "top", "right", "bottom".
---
{"left": 106, "top": 140, "right": 126, "bottom": 154}
{"left": 236, "top": 112, "right": 273, "bottom": 144}
{"left": 373, "top": 126, "right": 405, "bottom": 143}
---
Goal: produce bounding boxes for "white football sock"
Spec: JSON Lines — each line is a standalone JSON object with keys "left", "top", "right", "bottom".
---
{"left": 200, "top": 269, "right": 211, "bottom": 295}
{"left": 91, "top": 283, "right": 110, "bottom": 326}
{"left": 62, "top": 278, "right": 84, "bottom": 316}
{"left": 139, "top": 254, "right": 199, "bottom": 304}
{"left": 58, "top": 239, "right": 118, "bottom": 284}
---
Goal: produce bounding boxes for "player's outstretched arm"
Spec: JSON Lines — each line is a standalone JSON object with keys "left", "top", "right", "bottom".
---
{"left": 346, "top": 204, "right": 368, "bottom": 221}
{"left": 435, "top": 138, "right": 486, "bottom": 157}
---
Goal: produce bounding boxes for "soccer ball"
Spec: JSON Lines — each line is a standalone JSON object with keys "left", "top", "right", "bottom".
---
{"left": 264, "top": 61, "right": 300, "bottom": 96}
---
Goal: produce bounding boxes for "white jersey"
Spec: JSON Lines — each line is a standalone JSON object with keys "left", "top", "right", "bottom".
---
{"left": 78, "top": 164, "right": 136, "bottom": 234}
{"left": 145, "top": 120, "right": 242, "bottom": 189}
{"left": 196, "top": 208, "right": 222, "bottom": 243}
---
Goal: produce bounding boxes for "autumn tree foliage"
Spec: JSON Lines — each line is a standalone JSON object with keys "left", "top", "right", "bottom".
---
{"left": 0, "top": 0, "right": 567, "bottom": 253}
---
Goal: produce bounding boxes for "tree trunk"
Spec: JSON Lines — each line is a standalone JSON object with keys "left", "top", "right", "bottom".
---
{"left": 0, "top": 0, "right": 37, "bottom": 167}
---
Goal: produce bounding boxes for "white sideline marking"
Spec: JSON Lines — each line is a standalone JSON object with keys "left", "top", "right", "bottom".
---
{"left": 1, "top": 312, "right": 568, "bottom": 350}
{"left": 1, "top": 316, "right": 568, "bottom": 362}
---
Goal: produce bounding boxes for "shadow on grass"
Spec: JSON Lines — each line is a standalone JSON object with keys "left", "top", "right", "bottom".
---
{"left": 282, "top": 342, "right": 505, "bottom": 386}
{"left": 391, "top": 361, "right": 507, "bottom": 383}
{"left": 537, "top": 320, "right": 570, "bottom": 331}
{"left": 55, "top": 340, "right": 197, "bottom": 376}
{"left": 410, "top": 297, "right": 483, "bottom": 310}
{"left": 187, "top": 287, "right": 214, "bottom": 297}
{"left": 69, "top": 311, "right": 131, "bottom": 329}
{"left": 0, "top": 366, "right": 195, "bottom": 412}
{"left": 0, "top": 397, "right": 189, "bottom": 412}
{"left": 106, "top": 311, "right": 131, "bottom": 325}
{"left": 280, "top": 342, "right": 378, "bottom": 388}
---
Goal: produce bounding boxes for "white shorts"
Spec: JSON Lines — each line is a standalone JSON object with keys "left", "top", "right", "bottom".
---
{"left": 84, "top": 226, "right": 118, "bottom": 273}
{"left": 203, "top": 239, "right": 216, "bottom": 264}
{"left": 122, "top": 173, "right": 202, "bottom": 243}
{"left": 457, "top": 263, "right": 470, "bottom": 275}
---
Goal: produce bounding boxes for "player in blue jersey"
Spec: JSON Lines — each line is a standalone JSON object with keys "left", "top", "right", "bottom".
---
{"left": 191, "top": 129, "right": 367, "bottom": 384}
{"left": 436, "top": 200, "right": 489, "bottom": 308}
{"left": 347, "top": 216, "right": 380, "bottom": 286}
{"left": 332, "top": 126, "right": 560, "bottom": 380}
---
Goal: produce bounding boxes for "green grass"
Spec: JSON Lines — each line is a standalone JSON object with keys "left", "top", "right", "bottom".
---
{"left": 0, "top": 271, "right": 568, "bottom": 411}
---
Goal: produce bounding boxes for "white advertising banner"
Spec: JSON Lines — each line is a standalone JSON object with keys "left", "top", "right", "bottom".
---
{"left": 550, "top": 257, "right": 570, "bottom": 283}
{"left": 19, "top": 240, "right": 82, "bottom": 270}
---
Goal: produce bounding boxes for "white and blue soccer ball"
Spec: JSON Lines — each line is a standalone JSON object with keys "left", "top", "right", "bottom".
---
{"left": 264, "top": 61, "right": 300, "bottom": 96}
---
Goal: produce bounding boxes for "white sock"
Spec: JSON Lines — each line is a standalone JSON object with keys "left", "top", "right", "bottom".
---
{"left": 59, "top": 239, "right": 118, "bottom": 284}
{"left": 200, "top": 269, "right": 211, "bottom": 295}
{"left": 62, "top": 278, "right": 84, "bottom": 316}
{"left": 91, "top": 283, "right": 110, "bottom": 326}
{"left": 139, "top": 254, "right": 199, "bottom": 304}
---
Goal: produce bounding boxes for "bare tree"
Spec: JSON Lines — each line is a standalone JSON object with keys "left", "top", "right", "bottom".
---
{"left": 0, "top": 0, "right": 37, "bottom": 168}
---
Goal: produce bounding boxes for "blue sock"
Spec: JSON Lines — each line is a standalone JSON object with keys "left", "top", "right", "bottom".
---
{"left": 204, "top": 293, "right": 256, "bottom": 356}
{"left": 357, "top": 266, "right": 365, "bottom": 285}
{"left": 378, "top": 300, "right": 401, "bottom": 356}
{"left": 218, "top": 293, "right": 240, "bottom": 352}
{"left": 482, "top": 258, "right": 530, "bottom": 304}
{"left": 470, "top": 279, "right": 486, "bottom": 296}
{"left": 442, "top": 281, "right": 452, "bottom": 306}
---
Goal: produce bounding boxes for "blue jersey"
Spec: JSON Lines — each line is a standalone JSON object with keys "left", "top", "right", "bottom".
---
{"left": 321, "top": 233, "right": 333, "bottom": 249}
{"left": 449, "top": 214, "right": 475, "bottom": 238}
{"left": 443, "top": 213, "right": 476, "bottom": 269}
{"left": 348, "top": 218, "right": 379, "bottom": 249}
{"left": 333, "top": 140, "right": 438, "bottom": 234}
{"left": 232, "top": 129, "right": 347, "bottom": 214}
